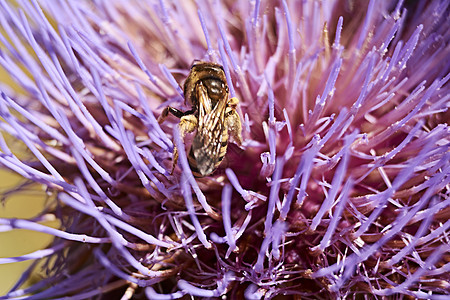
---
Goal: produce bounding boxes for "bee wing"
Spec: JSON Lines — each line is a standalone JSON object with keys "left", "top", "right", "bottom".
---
{"left": 192, "top": 87, "right": 227, "bottom": 176}
{"left": 196, "top": 84, "right": 212, "bottom": 131}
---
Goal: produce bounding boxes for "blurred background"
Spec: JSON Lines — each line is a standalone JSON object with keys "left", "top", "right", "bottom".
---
{"left": 0, "top": 38, "right": 58, "bottom": 294}
{"left": 0, "top": 169, "right": 56, "bottom": 295}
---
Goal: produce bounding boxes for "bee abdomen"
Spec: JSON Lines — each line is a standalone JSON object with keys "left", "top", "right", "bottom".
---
{"left": 217, "top": 141, "right": 228, "bottom": 162}
{"left": 187, "top": 149, "right": 203, "bottom": 177}
{"left": 187, "top": 141, "right": 228, "bottom": 177}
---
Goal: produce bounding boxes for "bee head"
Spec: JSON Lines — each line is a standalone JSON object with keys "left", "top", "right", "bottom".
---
{"left": 184, "top": 61, "right": 229, "bottom": 108}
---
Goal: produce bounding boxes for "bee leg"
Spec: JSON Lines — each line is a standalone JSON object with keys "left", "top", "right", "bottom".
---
{"left": 227, "top": 96, "right": 239, "bottom": 108}
{"left": 158, "top": 107, "right": 192, "bottom": 123}
{"left": 226, "top": 98, "right": 243, "bottom": 146}
{"left": 171, "top": 114, "right": 198, "bottom": 173}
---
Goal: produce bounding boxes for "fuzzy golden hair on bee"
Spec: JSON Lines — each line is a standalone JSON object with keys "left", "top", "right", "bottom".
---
{"left": 158, "top": 61, "right": 242, "bottom": 177}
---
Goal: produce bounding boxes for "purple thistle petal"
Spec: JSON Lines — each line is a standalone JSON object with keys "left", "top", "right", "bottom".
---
{"left": 317, "top": 178, "right": 353, "bottom": 253}
{"left": 270, "top": 220, "right": 287, "bottom": 260}
{"left": 253, "top": 235, "right": 272, "bottom": 274}
{"left": 135, "top": 83, "right": 172, "bottom": 150}
{"left": 372, "top": 245, "right": 449, "bottom": 296}
{"left": 217, "top": 22, "right": 238, "bottom": 68}
{"left": 225, "top": 168, "right": 248, "bottom": 199}
{"left": 221, "top": 22, "right": 253, "bottom": 101}
{"left": 354, "top": 120, "right": 424, "bottom": 184}
{"left": 244, "top": 284, "right": 264, "bottom": 300}
{"left": 1, "top": 92, "right": 68, "bottom": 145}
{"left": 398, "top": 24, "right": 423, "bottom": 70}
{"left": 253, "top": 219, "right": 287, "bottom": 274}
{"left": 264, "top": 158, "right": 284, "bottom": 236}
{"left": 318, "top": 58, "right": 342, "bottom": 109}
{"left": 160, "top": 64, "right": 184, "bottom": 100}
{"left": 320, "top": 167, "right": 449, "bottom": 289}
{"left": 310, "top": 131, "right": 356, "bottom": 232}
{"left": 379, "top": 16, "right": 401, "bottom": 56}
{"left": 260, "top": 80, "right": 276, "bottom": 177}
{"left": 333, "top": 16, "right": 344, "bottom": 49}
{"left": 381, "top": 39, "right": 403, "bottom": 81}
{"left": 103, "top": 213, "right": 174, "bottom": 248}
{"left": 0, "top": 149, "right": 72, "bottom": 191}
{"left": 0, "top": 99, "right": 64, "bottom": 181}
{"left": 2, "top": 275, "right": 126, "bottom": 300}
{"left": 173, "top": 126, "right": 217, "bottom": 218}
{"left": 280, "top": 135, "right": 319, "bottom": 220}
{"left": 197, "top": 9, "right": 216, "bottom": 61}
{"left": 0, "top": 244, "right": 64, "bottom": 264}
{"left": 145, "top": 287, "right": 185, "bottom": 300}
{"left": 69, "top": 147, "right": 125, "bottom": 216}
{"left": 221, "top": 184, "right": 237, "bottom": 258}
{"left": 353, "top": 130, "right": 437, "bottom": 238}
{"left": 62, "top": 181, "right": 169, "bottom": 278}
{"left": 218, "top": 40, "right": 236, "bottom": 98}
{"left": 385, "top": 197, "right": 437, "bottom": 267}
{"left": 59, "top": 113, "right": 115, "bottom": 184}
{"left": 177, "top": 271, "right": 233, "bottom": 297}
{"left": 0, "top": 218, "right": 110, "bottom": 245}
{"left": 356, "top": 0, "right": 376, "bottom": 49}
{"left": 234, "top": 209, "right": 252, "bottom": 241}
{"left": 179, "top": 172, "right": 212, "bottom": 249}
{"left": 281, "top": 0, "right": 295, "bottom": 96}
{"left": 225, "top": 168, "right": 269, "bottom": 210}
{"left": 94, "top": 248, "right": 167, "bottom": 286}
{"left": 90, "top": 68, "right": 123, "bottom": 150}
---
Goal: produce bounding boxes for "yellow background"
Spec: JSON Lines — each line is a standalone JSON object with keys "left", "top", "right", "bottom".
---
{"left": 0, "top": 170, "right": 55, "bottom": 295}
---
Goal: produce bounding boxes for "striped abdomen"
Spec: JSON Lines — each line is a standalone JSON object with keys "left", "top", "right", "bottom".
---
{"left": 188, "top": 127, "right": 228, "bottom": 177}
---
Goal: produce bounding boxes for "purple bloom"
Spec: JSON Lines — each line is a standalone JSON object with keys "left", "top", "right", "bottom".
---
{"left": 0, "top": 0, "right": 449, "bottom": 298}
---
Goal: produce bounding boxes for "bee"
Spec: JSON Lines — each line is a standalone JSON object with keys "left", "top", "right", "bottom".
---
{"left": 158, "top": 61, "right": 242, "bottom": 177}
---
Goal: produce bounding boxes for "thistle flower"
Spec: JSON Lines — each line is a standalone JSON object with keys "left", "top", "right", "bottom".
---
{"left": 0, "top": 0, "right": 449, "bottom": 299}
